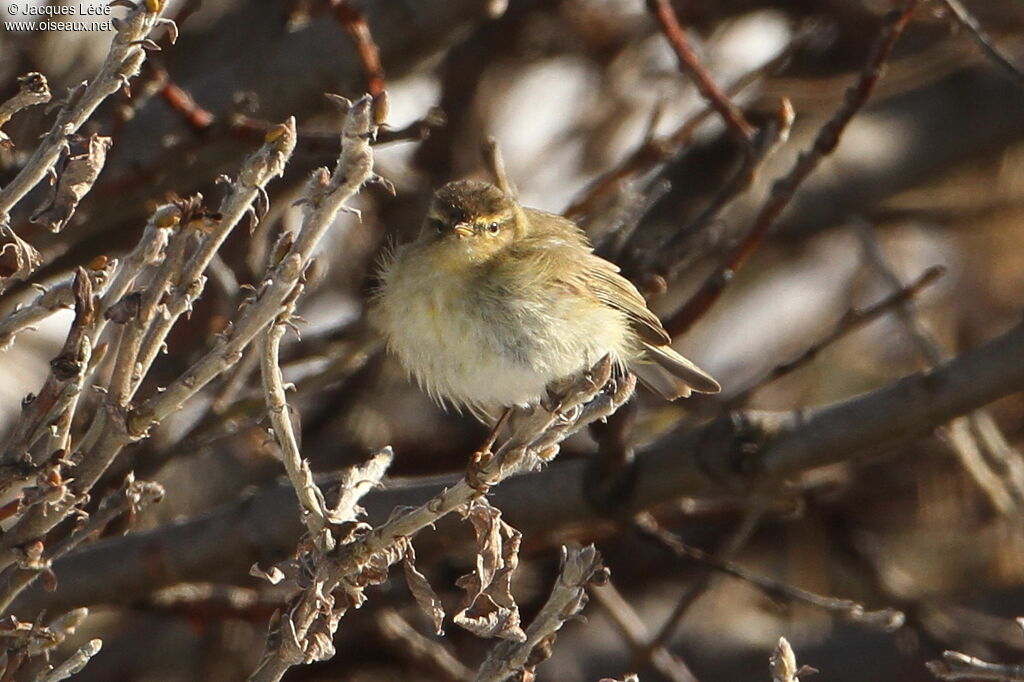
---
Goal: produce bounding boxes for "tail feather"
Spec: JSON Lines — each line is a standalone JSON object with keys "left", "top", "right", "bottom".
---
{"left": 632, "top": 343, "right": 720, "bottom": 400}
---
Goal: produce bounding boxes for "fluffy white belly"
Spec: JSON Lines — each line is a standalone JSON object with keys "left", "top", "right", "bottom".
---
{"left": 374, "top": 249, "right": 631, "bottom": 413}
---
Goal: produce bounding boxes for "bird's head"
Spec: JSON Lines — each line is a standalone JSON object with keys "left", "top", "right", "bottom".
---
{"left": 420, "top": 180, "right": 520, "bottom": 263}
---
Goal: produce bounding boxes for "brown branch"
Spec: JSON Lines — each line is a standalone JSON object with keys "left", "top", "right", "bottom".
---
{"left": 331, "top": 0, "right": 387, "bottom": 96}
{"left": 564, "top": 36, "right": 800, "bottom": 221}
{"left": 653, "top": 98, "right": 794, "bottom": 279}
{"left": 590, "top": 578, "right": 700, "bottom": 682}
{"left": 474, "top": 545, "right": 605, "bottom": 682}
{"left": 639, "top": 509, "right": 764, "bottom": 664}
{"left": 0, "top": 73, "right": 51, "bottom": 150}
{"left": 724, "top": 263, "right": 946, "bottom": 407}
{"left": 664, "top": 1, "right": 923, "bottom": 337}
{"left": 928, "top": 649, "right": 1024, "bottom": 681}
{"left": 377, "top": 609, "right": 474, "bottom": 682}
{"left": 631, "top": 514, "right": 904, "bottom": 631}
{"left": 13, "top": 319, "right": 1024, "bottom": 617}
{"left": 0, "top": 0, "right": 171, "bottom": 281}
{"left": 939, "top": 0, "right": 1024, "bottom": 89}
{"left": 857, "top": 224, "right": 1024, "bottom": 515}
{"left": 645, "top": 0, "right": 754, "bottom": 145}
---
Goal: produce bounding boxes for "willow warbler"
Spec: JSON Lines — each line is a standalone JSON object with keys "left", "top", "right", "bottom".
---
{"left": 372, "top": 180, "right": 720, "bottom": 420}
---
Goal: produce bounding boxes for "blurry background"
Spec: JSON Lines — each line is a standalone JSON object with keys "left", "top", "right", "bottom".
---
{"left": 2, "top": 0, "right": 1024, "bottom": 680}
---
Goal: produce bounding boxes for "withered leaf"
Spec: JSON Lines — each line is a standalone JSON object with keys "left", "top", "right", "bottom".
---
{"left": 453, "top": 499, "right": 525, "bottom": 642}
{"left": 402, "top": 541, "right": 445, "bottom": 635}
{"left": 31, "top": 135, "right": 112, "bottom": 232}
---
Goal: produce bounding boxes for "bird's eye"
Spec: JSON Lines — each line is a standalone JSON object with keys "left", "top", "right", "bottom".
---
{"left": 427, "top": 218, "right": 445, "bottom": 234}
{"left": 486, "top": 222, "right": 500, "bottom": 234}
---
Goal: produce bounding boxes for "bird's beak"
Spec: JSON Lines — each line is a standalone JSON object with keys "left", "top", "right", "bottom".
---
{"left": 452, "top": 224, "right": 473, "bottom": 239}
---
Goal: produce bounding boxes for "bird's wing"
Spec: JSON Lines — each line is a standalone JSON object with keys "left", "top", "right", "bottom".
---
{"left": 521, "top": 208, "right": 672, "bottom": 346}
{"left": 582, "top": 259, "right": 672, "bottom": 345}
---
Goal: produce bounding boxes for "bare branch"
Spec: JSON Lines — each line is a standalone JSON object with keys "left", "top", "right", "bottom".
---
{"left": 589, "top": 578, "right": 700, "bottom": 682}
{"left": 16, "top": 318, "right": 1024, "bottom": 616}
{"left": 474, "top": 545, "right": 605, "bottom": 682}
{"left": 665, "top": 1, "right": 923, "bottom": 336}
{"left": 632, "top": 514, "right": 904, "bottom": 631}
{"left": 34, "top": 638, "right": 102, "bottom": 682}
{"left": 0, "top": 0, "right": 169, "bottom": 281}
{"left": 378, "top": 609, "right": 473, "bottom": 682}
{"left": 0, "top": 73, "right": 51, "bottom": 150}
{"left": 646, "top": 0, "right": 754, "bottom": 145}
{"left": 928, "top": 650, "right": 1024, "bottom": 681}
{"left": 939, "top": 0, "right": 1024, "bottom": 89}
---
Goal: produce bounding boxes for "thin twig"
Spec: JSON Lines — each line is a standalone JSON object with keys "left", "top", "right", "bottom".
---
{"left": 378, "top": 609, "right": 474, "bottom": 682}
{"left": 939, "top": 0, "right": 1024, "bottom": 89}
{"left": 34, "top": 639, "right": 102, "bottom": 682}
{"left": 1, "top": 269, "right": 95, "bottom": 466}
{"left": 632, "top": 513, "right": 904, "bottom": 631}
{"left": 654, "top": 98, "right": 794, "bottom": 278}
{"left": 0, "top": 474, "right": 164, "bottom": 615}
{"left": 564, "top": 37, "right": 801, "bottom": 220}
{"left": 928, "top": 650, "right": 1024, "bottom": 681}
{"left": 0, "top": 0, "right": 170, "bottom": 262}
{"left": 331, "top": 0, "right": 387, "bottom": 96}
{"left": 0, "top": 261, "right": 115, "bottom": 351}
{"left": 641, "top": 509, "right": 764, "bottom": 661}
{"left": 724, "top": 263, "right": 945, "bottom": 407}
{"left": 259, "top": 281, "right": 330, "bottom": 542}
{"left": 474, "top": 545, "right": 604, "bottom": 682}
{"left": 664, "top": 1, "right": 923, "bottom": 337}
{"left": 646, "top": 0, "right": 754, "bottom": 145}
{"left": 590, "top": 578, "right": 700, "bottom": 682}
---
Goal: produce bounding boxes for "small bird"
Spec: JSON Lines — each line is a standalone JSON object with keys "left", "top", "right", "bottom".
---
{"left": 372, "top": 179, "right": 720, "bottom": 421}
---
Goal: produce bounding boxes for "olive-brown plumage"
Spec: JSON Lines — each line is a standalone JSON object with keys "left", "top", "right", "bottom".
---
{"left": 372, "top": 180, "right": 719, "bottom": 419}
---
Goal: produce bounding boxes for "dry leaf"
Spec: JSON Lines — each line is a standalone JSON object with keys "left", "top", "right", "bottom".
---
{"left": 402, "top": 541, "right": 446, "bottom": 635}
{"left": 31, "top": 135, "right": 112, "bottom": 232}
{"left": 453, "top": 499, "right": 525, "bottom": 642}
